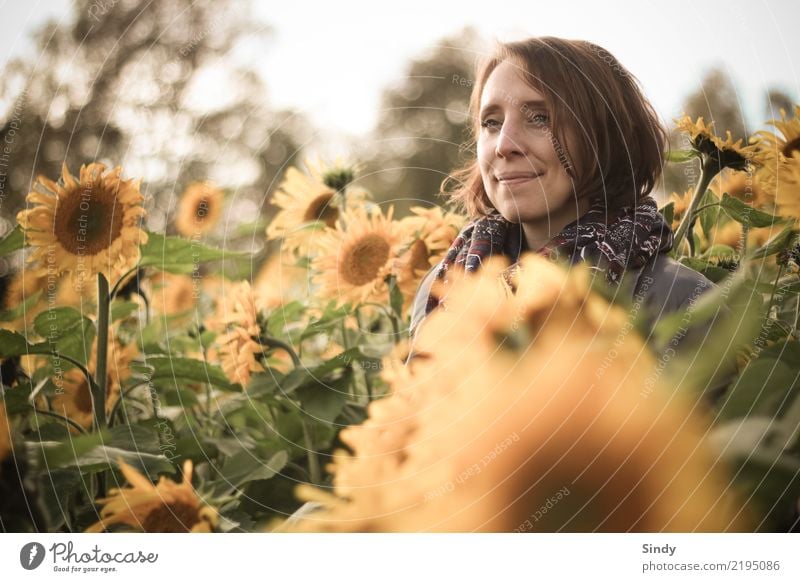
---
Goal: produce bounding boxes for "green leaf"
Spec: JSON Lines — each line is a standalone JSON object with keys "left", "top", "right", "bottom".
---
{"left": 717, "top": 350, "right": 800, "bottom": 420}
{"left": 34, "top": 432, "right": 175, "bottom": 477}
{"left": 280, "top": 347, "right": 360, "bottom": 395}
{"left": 295, "top": 368, "right": 352, "bottom": 426}
{"left": 752, "top": 221, "right": 796, "bottom": 260}
{"left": 33, "top": 307, "right": 96, "bottom": 366}
{"left": 0, "top": 329, "right": 39, "bottom": 357}
{"left": 135, "top": 355, "right": 237, "bottom": 392}
{"left": 720, "top": 193, "right": 783, "bottom": 228}
{"left": 710, "top": 418, "right": 800, "bottom": 531}
{"left": 0, "top": 380, "right": 34, "bottom": 414}
{"left": 213, "top": 449, "right": 288, "bottom": 495}
{"left": 388, "top": 275, "right": 404, "bottom": 318}
{"left": 0, "top": 226, "right": 26, "bottom": 257}
{"left": 0, "top": 290, "right": 42, "bottom": 323}
{"left": 666, "top": 149, "right": 700, "bottom": 163}
{"left": 139, "top": 232, "right": 249, "bottom": 274}
{"left": 659, "top": 201, "right": 675, "bottom": 231}
{"left": 678, "top": 257, "right": 732, "bottom": 284}
{"left": 266, "top": 300, "right": 307, "bottom": 338}
{"left": 698, "top": 189, "right": 720, "bottom": 240}
{"left": 111, "top": 300, "right": 139, "bottom": 322}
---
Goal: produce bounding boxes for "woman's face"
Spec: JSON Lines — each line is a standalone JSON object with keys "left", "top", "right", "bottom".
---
{"left": 477, "top": 60, "right": 576, "bottom": 225}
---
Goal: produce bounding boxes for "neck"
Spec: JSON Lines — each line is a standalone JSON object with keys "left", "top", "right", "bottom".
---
{"left": 522, "top": 197, "right": 592, "bottom": 251}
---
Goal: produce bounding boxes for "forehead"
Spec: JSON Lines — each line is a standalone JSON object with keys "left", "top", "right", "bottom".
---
{"left": 480, "top": 60, "right": 546, "bottom": 112}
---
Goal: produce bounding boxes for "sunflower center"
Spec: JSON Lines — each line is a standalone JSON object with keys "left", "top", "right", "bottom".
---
{"left": 75, "top": 379, "right": 93, "bottom": 414}
{"left": 303, "top": 193, "right": 338, "bottom": 228}
{"left": 142, "top": 501, "right": 200, "bottom": 532}
{"left": 194, "top": 197, "right": 211, "bottom": 222}
{"left": 340, "top": 233, "right": 391, "bottom": 286}
{"left": 783, "top": 136, "right": 800, "bottom": 158}
{"left": 55, "top": 183, "right": 125, "bottom": 256}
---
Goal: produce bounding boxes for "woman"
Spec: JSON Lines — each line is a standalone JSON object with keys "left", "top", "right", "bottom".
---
{"left": 410, "top": 37, "right": 729, "bottom": 398}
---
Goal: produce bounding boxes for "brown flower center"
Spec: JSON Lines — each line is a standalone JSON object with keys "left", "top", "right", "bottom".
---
{"left": 74, "top": 379, "right": 93, "bottom": 414}
{"left": 303, "top": 192, "right": 338, "bottom": 228}
{"left": 783, "top": 136, "right": 800, "bottom": 158}
{"left": 55, "top": 181, "right": 125, "bottom": 256}
{"left": 340, "top": 233, "right": 391, "bottom": 286}
{"left": 142, "top": 501, "right": 200, "bottom": 532}
{"left": 194, "top": 197, "right": 211, "bottom": 222}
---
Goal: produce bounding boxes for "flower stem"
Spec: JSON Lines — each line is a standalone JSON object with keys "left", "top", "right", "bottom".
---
{"left": 93, "top": 273, "right": 111, "bottom": 430}
{"left": 300, "top": 418, "right": 322, "bottom": 486}
{"left": 260, "top": 337, "right": 302, "bottom": 368}
{"left": 32, "top": 407, "right": 88, "bottom": 435}
{"left": 672, "top": 157, "right": 719, "bottom": 257}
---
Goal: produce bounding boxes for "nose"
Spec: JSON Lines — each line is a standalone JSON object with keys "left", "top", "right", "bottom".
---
{"left": 495, "top": 121, "right": 525, "bottom": 158}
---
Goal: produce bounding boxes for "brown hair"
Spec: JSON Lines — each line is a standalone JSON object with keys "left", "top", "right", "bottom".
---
{"left": 444, "top": 37, "right": 668, "bottom": 217}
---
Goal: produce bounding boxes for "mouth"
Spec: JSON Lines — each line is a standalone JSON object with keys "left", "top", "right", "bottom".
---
{"left": 496, "top": 171, "right": 543, "bottom": 185}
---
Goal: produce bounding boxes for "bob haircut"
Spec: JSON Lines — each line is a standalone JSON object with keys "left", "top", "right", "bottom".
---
{"left": 445, "top": 37, "right": 668, "bottom": 218}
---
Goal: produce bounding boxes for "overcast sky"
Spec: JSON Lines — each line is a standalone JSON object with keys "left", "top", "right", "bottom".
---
{"left": 3, "top": 0, "right": 799, "bottom": 147}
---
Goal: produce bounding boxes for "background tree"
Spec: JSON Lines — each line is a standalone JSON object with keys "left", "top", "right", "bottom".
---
{"left": 0, "top": 0, "right": 308, "bottom": 240}
{"left": 357, "top": 27, "right": 483, "bottom": 216}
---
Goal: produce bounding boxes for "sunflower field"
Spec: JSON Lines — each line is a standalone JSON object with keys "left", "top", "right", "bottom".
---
{"left": 2, "top": 108, "right": 800, "bottom": 533}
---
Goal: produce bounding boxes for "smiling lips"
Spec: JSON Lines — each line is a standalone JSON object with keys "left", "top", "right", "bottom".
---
{"left": 496, "top": 171, "right": 543, "bottom": 185}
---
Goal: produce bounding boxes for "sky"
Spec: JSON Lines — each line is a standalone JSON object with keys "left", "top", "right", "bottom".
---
{"left": 2, "top": 0, "right": 799, "bottom": 149}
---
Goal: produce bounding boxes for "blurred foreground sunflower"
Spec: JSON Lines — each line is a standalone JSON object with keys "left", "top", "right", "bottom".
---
{"left": 86, "top": 459, "right": 217, "bottom": 533}
{"left": 291, "top": 255, "right": 746, "bottom": 532}
{"left": 312, "top": 207, "right": 400, "bottom": 307}
{"left": 16, "top": 163, "right": 147, "bottom": 291}
{"left": 174, "top": 181, "right": 224, "bottom": 238}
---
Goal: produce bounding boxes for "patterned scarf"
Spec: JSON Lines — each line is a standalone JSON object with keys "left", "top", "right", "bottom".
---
{"left": 425, "top": 196, "right": 673, "bottom": 316}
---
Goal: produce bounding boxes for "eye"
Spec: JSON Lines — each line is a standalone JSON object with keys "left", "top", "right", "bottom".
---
{"left": 527, "top": 112, "right": 550, "bottom": 126}
{"left": 480, "top": 118, "right": 502, "bottom": 130}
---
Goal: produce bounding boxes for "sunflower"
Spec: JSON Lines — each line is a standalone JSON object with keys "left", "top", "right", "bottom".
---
{"left": 86, "top": 459, "right": 217, "bottom": 533}
{"left": 266, "top": 167, "right": 342, "bottom": 255}
{"left": 0, "top": 402, "right": 11, "bottom": 462}
{"left": 210, "top": 280, "right": 263, "bottom": 387}
{"left": 290, "top": 255, "right": 744, "bottom": 532}
{"left": 50, "top": 339, "right": 138, "bottom": 431}
{"left": 16, "top": 162, "right": 147, "bottom": 291}
{"left": 312, "top": 207, "right": 401, "bottom": 307}
{"left": 753, "top": 105, "right": 800, "bottom": 161}
{"left": 392, "top": 206, "right": 465, "bottom": 307}
{"left": 399, "top": 206, "right": 465, "bottom": 254}
{"left": 675, "top": 115, "right": 761, "bottom": 171}
{"left": 149, "top": 272, "right": 197, "bottom": 317}
{"left": 174, "top": 181, "right": 224, "bottom": 238}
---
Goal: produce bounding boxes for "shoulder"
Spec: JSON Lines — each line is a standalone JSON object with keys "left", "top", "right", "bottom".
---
{"left": 633, "top": 253, "right": 716, "bottom": 313}
{"left": 409, "top": 264, "right": 440, "bottom": 340}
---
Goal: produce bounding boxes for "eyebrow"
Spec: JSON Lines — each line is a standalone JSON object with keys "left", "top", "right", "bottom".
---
{"left": 480, "top": 99, "right": 548, "bottom": 118}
